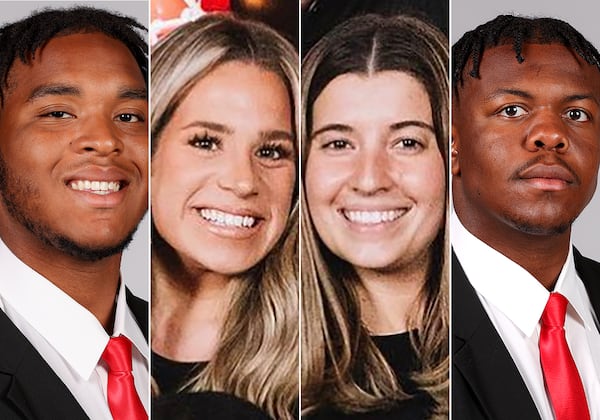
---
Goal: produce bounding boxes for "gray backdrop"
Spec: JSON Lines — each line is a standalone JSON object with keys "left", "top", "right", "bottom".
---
{"left": 0, "top": 0, "right": 149, "bottom": 299}
{"left": 452, "top": 0, "right": 600, "bottom": 261}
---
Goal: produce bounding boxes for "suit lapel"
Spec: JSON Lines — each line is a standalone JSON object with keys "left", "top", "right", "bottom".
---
{"left": 574, "top": 248, "right": 600, "bottom": 324}
{"left": 0, "top": 310, "right": 88, "bottom": 420}
{"left": 126, "top": 288, "right": 148, "bottom": 340}
{"left": 452, "top": 252, "right": 541, "bottom": 419}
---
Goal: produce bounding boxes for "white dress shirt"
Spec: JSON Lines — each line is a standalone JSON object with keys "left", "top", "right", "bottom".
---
{"left": 452, "top": 210, "right": 600, "bottom": 419}
{"left": 0, "top": 236, "right": 149, "bottom": 419}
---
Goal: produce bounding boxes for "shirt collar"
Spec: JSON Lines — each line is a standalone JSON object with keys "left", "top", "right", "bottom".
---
{"left": 114, "top": 280, "right": 149, "bottom": 360}
{"left": 0, "top": 236, "right": 147, "bottom": 380}
{"left": 451, "top": 210, "right": 586, "bottom": 337}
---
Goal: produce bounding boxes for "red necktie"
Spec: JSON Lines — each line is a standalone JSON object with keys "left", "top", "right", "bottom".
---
{"left": 539, "top": 292, "right": 590, "bottom": 420}
{"left": 102, "top": 336, "right": 148, "bottom": 420}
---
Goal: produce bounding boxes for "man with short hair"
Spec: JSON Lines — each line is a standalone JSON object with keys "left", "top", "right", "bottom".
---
{"left": 0, "top": 7, "right": 149, "bottom": 419}
{"left": 452, "top": 15, "right": 600, "bottom": 420}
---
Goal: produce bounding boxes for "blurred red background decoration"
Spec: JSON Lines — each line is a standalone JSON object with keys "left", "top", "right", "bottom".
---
{"left": 202, "top": 0, "right": 231, "bottom": 11}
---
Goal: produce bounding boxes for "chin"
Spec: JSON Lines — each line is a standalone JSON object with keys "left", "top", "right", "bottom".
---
{"left": 338, "top": 251, "right": 400, "bottom": 272}
{"left": 199, "top": 254, "right": 264, "bottom": 276}
{"left": 508, "top": 214, "right": 573, "bottom": 236}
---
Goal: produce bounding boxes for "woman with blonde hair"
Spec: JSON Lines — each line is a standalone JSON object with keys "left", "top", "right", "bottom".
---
{"left": 301, "top": 14, "right": 449, "bottom": 419}
{"left": 150, "top": 14, "right": 298, "bottom": 419}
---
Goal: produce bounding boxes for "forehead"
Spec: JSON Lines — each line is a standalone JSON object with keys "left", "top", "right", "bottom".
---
{"left": 313, "top": 71, "right": 431, "bottom": 123}
{"left": 6, "top": 32, "right": 144, "bottom": 92}
{"left": 457, "top": 43, "right": 600, "bottom": 103}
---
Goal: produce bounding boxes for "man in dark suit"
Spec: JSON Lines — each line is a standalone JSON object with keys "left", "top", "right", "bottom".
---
{"left": 0, "top": 7, "right": 148, "bottom": 419}
{"left": 452, "top": 15, "right": 600, "bottom": 419}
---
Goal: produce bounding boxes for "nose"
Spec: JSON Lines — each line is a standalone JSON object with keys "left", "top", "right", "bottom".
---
{"left": 70, "top": 116, "right": 124, "bottom": 155}
{"left": 217, "top": 150, "right": 259, "bottom": 198}
{"left": 350, "top": 145, "right": 393, "bottom": 195}
{"left": 524, "top": 111, "right": 570, "bottom": 153}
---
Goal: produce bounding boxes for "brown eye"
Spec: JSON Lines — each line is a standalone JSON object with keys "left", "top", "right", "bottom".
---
{"left": 117, "top": 113, "right": 142, "bottom": 122}
{"left": 43, "top": 110, "right": 74, "bottom": 119}
{"left": 499, "top": 105, "right": 526, "bottom": 118}
{"left": 324, "top": 139, "right": 351, "bottom": 149}
{"left": 257, "top": 147, "right": 281, "bottom": 160}
{"left": 566, "top": 109, "right": 589, "bottom": 122}
{"left": 189, "top": 134, "right": 220, "bottom": 151}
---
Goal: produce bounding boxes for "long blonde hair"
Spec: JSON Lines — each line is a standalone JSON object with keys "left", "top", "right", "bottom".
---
{"left": 301, "top": 14, "right": 449, "bottom": 417}
{"left": 151, "top": 14, "right": 299, "bottom": 420}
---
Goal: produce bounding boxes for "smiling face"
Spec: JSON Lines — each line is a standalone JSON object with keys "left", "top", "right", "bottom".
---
{"left": 305, "top": 71, "right": 445, "bottom": 272}
{"left": 452, "top": 43, "right": 600, "bottom": 241}
{"left": 151, "top": 61, "right": 296, "bottom": 275}
{"left": 0, "top": 32, "right": 148, "bottom": 261}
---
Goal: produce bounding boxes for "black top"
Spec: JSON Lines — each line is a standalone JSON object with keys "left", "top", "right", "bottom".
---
{"left": 152, "top": 351, "right": 205, "bottom": 396}
{"left": 305, "top": 332, "right": 435, "bottom": 420}
{"left": 152, "top": 352, "right": 273, "bottom": 419}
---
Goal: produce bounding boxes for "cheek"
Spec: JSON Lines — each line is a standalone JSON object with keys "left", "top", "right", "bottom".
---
{"left": 264, "top": 165, "right": 296, "bottom": 218}
{"left": 151, "top": 148, "right": 205, "bottom": 226}
{"left": 401, "top": 152, "right": 446, "bottom": 217}
{"left": 304, "top": 156, "right": 324, "bottom": 210}
{"left": 129, "top": 137, "right": 149, "bottom": 172}
{"left": 304, "top": 154, "right": 349, "bottom": 210}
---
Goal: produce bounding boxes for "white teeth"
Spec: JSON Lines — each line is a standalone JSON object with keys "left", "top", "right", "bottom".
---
{"left": 70, "top": 180, "right": 121, "bottom": 195}
{"left": 199, "top": 208, "right": 256, "bottom": 228}
{"left": 343, "top": 209, "right": 406, "bottom": 225}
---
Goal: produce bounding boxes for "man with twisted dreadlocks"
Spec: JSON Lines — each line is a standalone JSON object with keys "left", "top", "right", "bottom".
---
{"left": 451, "top": 15, "right": 600, "bottom": 420}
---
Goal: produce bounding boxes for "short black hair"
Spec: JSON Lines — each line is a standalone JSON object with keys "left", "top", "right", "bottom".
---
{"left": 452, "top": 15, "right": 600, "bottom": 97}
{"left": 0, "top": 6, "right": 147, "bottom": 106}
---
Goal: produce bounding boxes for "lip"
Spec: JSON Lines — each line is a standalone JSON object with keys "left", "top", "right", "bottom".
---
{"left": 518, "top": 163, "right": 576, "bottom": 191}
{"left": 193, "top": 205, "right": 265, "bottom": 240}
{"left": 63, "top": 165, "right": 132, "bottom": 208}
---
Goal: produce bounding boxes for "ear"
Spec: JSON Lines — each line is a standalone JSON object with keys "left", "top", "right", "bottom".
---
{"left": 451, "top": 122, "right": 461, "bottom": 176}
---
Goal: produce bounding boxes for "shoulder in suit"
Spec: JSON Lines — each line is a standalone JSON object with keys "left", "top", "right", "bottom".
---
{"left": 0, "top": 309, "right": 89, "bottom": 420}
{"left": 452, "top": 248, "right": 600, "bottom": 419}
{"left": 451, "top": 251, "right": 541, "bottom": 420}
{"left": 0, "top": 288, "right": 148, "bottom": 419}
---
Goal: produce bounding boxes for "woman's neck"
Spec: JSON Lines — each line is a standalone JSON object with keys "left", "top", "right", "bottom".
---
{"left": 355, "top": 251, "right": 429, "bottom": 335}
{"left": 151, "top": 250, "right": 234, "bottom": 362}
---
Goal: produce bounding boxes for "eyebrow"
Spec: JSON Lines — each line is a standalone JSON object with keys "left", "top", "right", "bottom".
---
{"left": 182, "top": 120, "right": 234, "bottom": 134}
{"left": 27, "top": 84, "right": 147, "bottom": 103}
{"left": 182, "top": 120, "right": 293, "bottom": 142}
{"left": 484, "top": 88, "right": 533, "bottom": 103}
{"left": 483, "top": 89, "right": 599, "bottom": 106}
{"left": 261, "top": 129, "right": 294, "bottom": 142}
{"left": 118, "top": 87, "right": 147, "bottom": 101}
{"left": 310, "top": 123, "right": 353, "bottom": 140}
{"left": 564, "top": 93, "right": 599, "bottom": 105}
{"left": 390, "top": 120, "right": 435, "bottom": 133}
{"left": 27, "top": 84, "right": 80, "bottom": 102}
{"left": 311, "top": 120, "right": 434, "bottom": 139}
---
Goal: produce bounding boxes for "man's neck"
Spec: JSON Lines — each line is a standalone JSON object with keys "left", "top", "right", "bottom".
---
{"left": 0, "top": 222, "right": 121, "bottom": 330}
{"left": 454, "top": 208, "right": 570, "bottom": 290}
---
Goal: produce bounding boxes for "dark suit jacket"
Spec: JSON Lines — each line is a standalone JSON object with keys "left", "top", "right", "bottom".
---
{"left": 0, "top": 289, "right": 148, "bottom": 420}
{"left": 452, "top": 248, "right": 600, "bottom": 420}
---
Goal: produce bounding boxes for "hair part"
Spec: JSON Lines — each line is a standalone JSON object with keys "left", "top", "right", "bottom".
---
{"left": 452, "top": 15, "right": 600, "bottom": 98}
{"left": 151, "top": 14, "right": 299, "bottom": 420}
{"left": 301, "top": 13, "right": 449, "bottom": 417}
{"left": 0, "top": 6, "right": 147, "bottom": 107}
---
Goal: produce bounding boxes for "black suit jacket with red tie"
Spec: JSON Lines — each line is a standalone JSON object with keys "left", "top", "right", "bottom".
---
{"left": 0, "top": 289, "right": 148, "bottom": 420}
{"left": 452, "top": 248, "right": 600, "bottom": 419}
